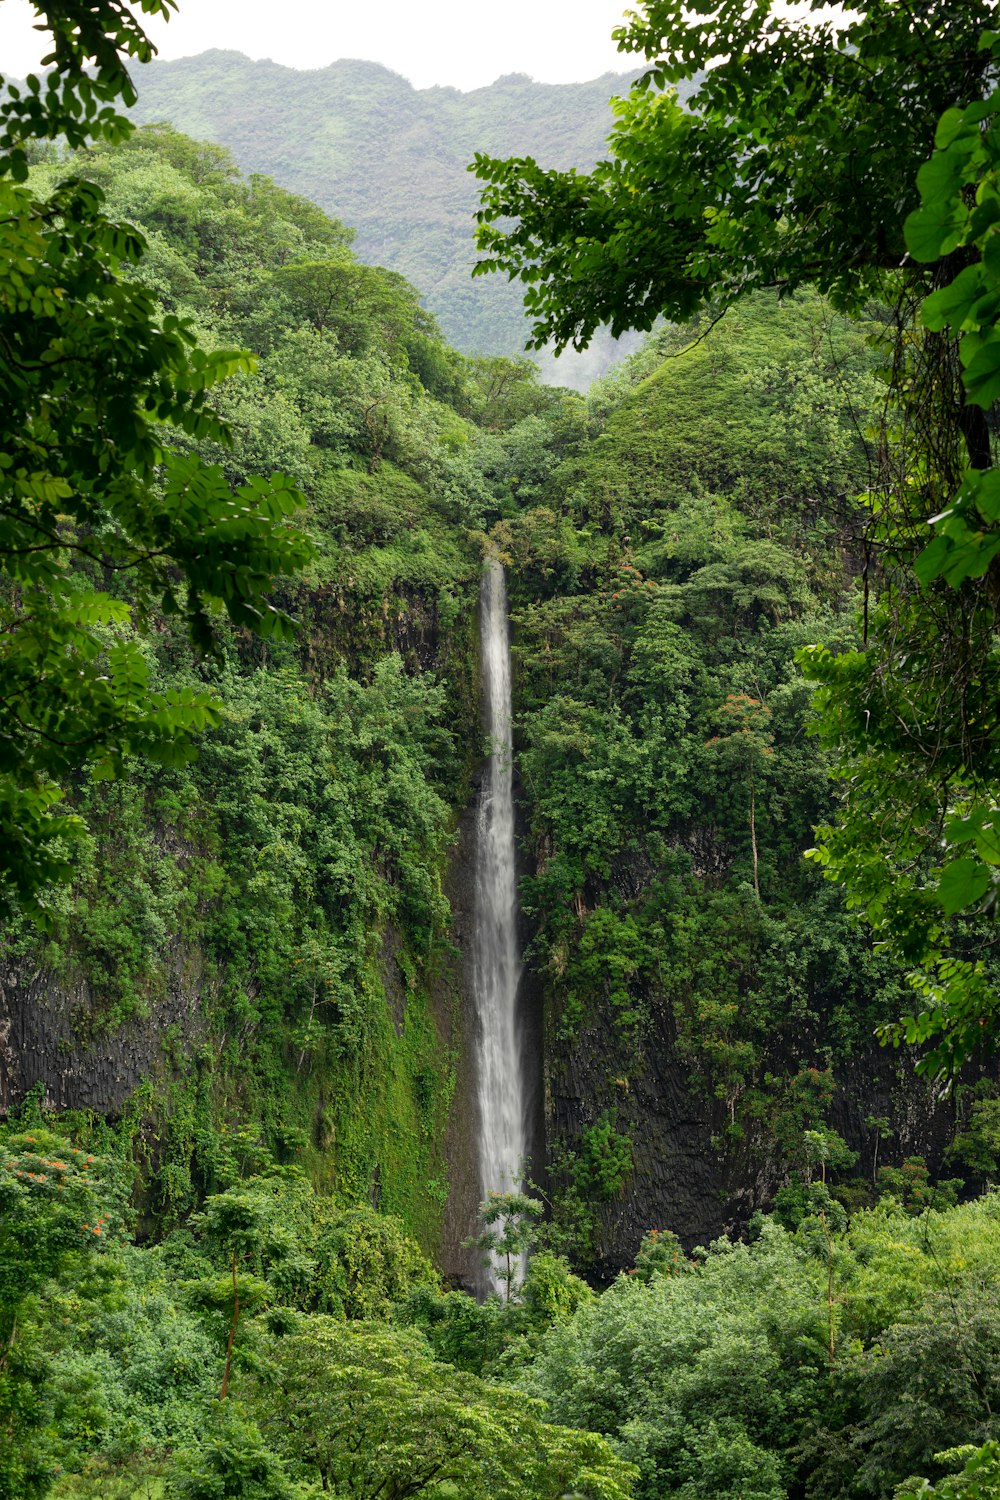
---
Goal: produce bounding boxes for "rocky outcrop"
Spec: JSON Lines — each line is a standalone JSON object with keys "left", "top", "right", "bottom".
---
{"left": 545, "top": 989, "right": 994, "bottom": 1274}
{"left": 0, "top": 946, "right": 208, "bottom": 1117}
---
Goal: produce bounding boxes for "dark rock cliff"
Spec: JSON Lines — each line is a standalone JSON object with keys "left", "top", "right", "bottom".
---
{"left": 544, "top": 991, "right": 996, "bottom": 1274}
{"left": 0, "top": 948, "right": 208, "bottom": 1117}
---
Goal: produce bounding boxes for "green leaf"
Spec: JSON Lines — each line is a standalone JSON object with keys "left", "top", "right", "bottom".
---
{"left": 914, "top": 534, "right": 953, "bottom": 584}
{"left": 935, "top": 108, "right": 968, "bottom": 150}
{"left": 968, "top": 468, "right": 1000, "bottom": 523}
{"left": 938, "top": 858, "right": 992, "bottom": 916}
{"left": 962, "top": 334, "right": 1000, "bottom": 406}
{"left": 922, "top": 266, "right": 986, "bottom": 332}
{"left": 904, "top": 202, "right": 965, "bottom": 263}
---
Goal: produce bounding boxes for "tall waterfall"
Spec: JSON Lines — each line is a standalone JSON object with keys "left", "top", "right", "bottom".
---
{"left": 472, "top": 559, "right": 525, "bottom": 1292}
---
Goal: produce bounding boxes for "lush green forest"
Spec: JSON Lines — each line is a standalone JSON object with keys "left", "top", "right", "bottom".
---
{"left": 123, "top": 50, "right": 651, "bottom": 385}
{"left": 4, "top": 0, "right": 1000, "bottom": 1496}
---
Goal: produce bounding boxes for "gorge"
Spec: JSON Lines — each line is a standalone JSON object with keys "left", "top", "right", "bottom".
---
{"left": 0, "top": 127, "right": 987, "bottom": 1270}
{"left": 4, "top": 3, "right": 1000, "bottom": 1493}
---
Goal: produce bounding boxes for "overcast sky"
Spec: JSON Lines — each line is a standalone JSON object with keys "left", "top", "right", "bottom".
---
{"left": 0, "top": 0, "right": 637, "bottom": 90}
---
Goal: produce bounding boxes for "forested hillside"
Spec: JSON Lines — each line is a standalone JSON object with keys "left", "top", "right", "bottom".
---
{"left": 123, "top": 51, "right": 652, "bottom": 383}
{"left": 1, "top": 121, "right": 501, "bottom": 1250}
{"left": 6, "top": 0, "right": 1000, "bottom": 1491}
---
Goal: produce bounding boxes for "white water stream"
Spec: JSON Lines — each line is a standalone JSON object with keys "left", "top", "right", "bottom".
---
{"left": 472, "top": 559, "right": 526, "bottom": 1293}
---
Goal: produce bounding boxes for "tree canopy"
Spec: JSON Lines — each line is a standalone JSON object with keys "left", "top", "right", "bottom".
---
{"left": 473, "top": 0, "right": 997, "bottom": 348}
{"left": 0, "top": 0, "right": 312, "bottom": 910}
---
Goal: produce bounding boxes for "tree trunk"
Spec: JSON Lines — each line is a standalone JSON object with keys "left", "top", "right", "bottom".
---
{"left": 960, "top": 403, "right": 992, "bottom": 472}
{"left": 220, "top": 1249, "right": 240, "bottom": 1400}
{"left": 750, "top": 782, "right": 759, "bottom": 898}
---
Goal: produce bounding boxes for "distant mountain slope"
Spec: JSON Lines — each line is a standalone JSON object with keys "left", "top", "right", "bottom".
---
{"left": 128, "top": 52, "right": 656, "bottom": 384}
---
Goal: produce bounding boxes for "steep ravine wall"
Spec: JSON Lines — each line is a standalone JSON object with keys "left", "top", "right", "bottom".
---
{"left": 0, "top": 570, "right": 488, "bottom": 1260}
{"left": 543, "top": 992, "right": 996, "bottom": 1274}
{"left": 2, "top": 803, "right": 988, "bottom": 1279}
{"left": 0, "top": 947, "right": 209, "bottom": 1117}
{"left": 5, "top": 590, "right": 993, "bottom": 1279}
{"left": 0, "top": 810, "right": 482, "bottom": 1259}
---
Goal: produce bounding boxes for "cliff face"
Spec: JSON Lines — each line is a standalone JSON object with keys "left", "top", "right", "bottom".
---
{"left": 543, "top": 998, "right": 985, "bottom": 1273}
{"left": 0, "top": 949, "right": 207, "bottom": 1118}
{"left": 1, "top": 735, "right": 991, "bottom": 1275}
{"left": 0, "top": 782, "right": 482, "bottom": 1260}
{"left": 0, "top": 551, "right": 485, "bottom": 1252}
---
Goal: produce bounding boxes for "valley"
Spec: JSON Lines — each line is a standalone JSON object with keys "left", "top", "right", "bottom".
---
{"left": 2, "top": 3, "right": 1000, "bottom": 1497}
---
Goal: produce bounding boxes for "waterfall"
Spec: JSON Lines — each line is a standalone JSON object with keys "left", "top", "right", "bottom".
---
{"left": 472, "top": 559, "right": 526, "bottom": 1294}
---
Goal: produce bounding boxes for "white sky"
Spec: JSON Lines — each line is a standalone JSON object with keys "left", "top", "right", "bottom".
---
{"left": 0, "top": 0, "right": 637, "bottom": 90}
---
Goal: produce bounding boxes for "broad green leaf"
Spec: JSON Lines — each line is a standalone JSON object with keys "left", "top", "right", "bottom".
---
{"left": 938, "top": 858, "right": 992, "bottom": 916}
{"left": 934, "top": 108, "right": 968, "bottom": 149}
{"left": 904, "top": 203, "right": 965, "bottom": 263}
{"left": 913, "top": 534, "right": 953, "bottom": 584}
{"left": 962, "top": 334, "right": 1000, "bottom": 406}
{"left": 922, "top": 266, "right": 985, "bottom": 331}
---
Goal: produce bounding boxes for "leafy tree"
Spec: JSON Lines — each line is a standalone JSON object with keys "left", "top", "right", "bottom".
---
{"left": 803, "top": 32, "right": 1000, "bottom": 1071}
{"left": 520, "top": 1221, "right": 829, "bottom": 1500}
{"left": 947, "top": 1097, "right": 1000, "bottom": 1182}
{"left": 847, "top": 1289, "right": 1000, "bottom": 1495}
{"left": 520, "top": 1250, "right": 595, "bottom": 1325}
{"left": 629, "top": 1228, "right": 690, "bottom": 1283}
{"left": 396, "top": 1286, "right": 512, "bottom": 1376}
{"left": 459, "top": 354, "right": 563, "bottom": 431}
{"left": 521, "top": 1202, "right": 1000, "bottom": 1500}
{"left": 899, "top": 1443, "right": 1000, "bottom": 1500}
{"left": 249, "top": 1317, "right": 637, "bottom": 1500}
{"left": 0, "top": 1132, "right": 118, "bottom": 1500}
{"left": 476, "top": 0, "right": 1000, "bottom": 1071}
{"left": 801, "top": 1128, "right": 858, "bottom": 1187}
{"left": 473, "top": 0, "right": 995, "bottom": 346}
{"left": 311, "top": 1204, "right": 439, "bottom": 1320}
{"left": 188, "top": 1176, "right": 315, "bottom": 1399}
{"left": 466, "top": 1191, "right": 544, "bottom": 1303}
{"left": 705, "top": 695, "right": 774, "bottom": 898}
{"left": 167, "top": 1402, "right": 297, "bottom": 1500}
{"left": 0, "top": 0, "right": 312, "bottom": 909}
{"left": 876, "top": 1158, "right": 964, "bottom": 1215}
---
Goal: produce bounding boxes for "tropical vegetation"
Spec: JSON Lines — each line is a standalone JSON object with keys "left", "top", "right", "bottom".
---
{"left": 3, "top": 0, "right": 1000, "bottom": 1497}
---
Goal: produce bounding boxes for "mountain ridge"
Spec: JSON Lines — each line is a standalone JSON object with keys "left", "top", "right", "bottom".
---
{"left": 126, "top": 51, "right": 651, "bottom": 384}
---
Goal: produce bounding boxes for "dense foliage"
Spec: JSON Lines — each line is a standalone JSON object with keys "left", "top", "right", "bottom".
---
{"left": 122, "top": 50, "right": 646, "bottom": 386}
{"left": 6, "top": 1108, "right": 1000, "bottom": 1500}
{"left": 802, "top": 29, "right": 1000, "bottom": 1073}
{"left": 474, "top": 0, "right": 1000, "bottom": 1075}
{"left": 481, "top": 287, "right": 971, "bottom": 1264}
{"left": 0, "top": 116, "right": 577, "bottom": 1242}
{"left": 0, "top": 0, "right": 313, "bottom": 908}
{"left": 473, "top": 0, "right": 994, "bottom": 345}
